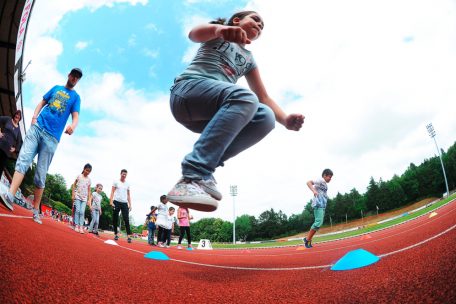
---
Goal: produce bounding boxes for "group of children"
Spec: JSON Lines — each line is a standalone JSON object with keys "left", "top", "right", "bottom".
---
{"left": 71, "top": 163, "right": 103, "bottom": 235}
{"left": 146, "top": 195, "right": 193, "bottom": 248}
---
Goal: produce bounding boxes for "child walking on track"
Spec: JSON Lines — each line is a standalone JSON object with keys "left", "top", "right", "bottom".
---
{"left": 156, "top": 195, "right": 169, "bottom": 247}
{"left": 72, "top": 163, "right": 92, "bottom": 234}
{"left": 303, "top": 169, "right": 333, "bottom": 248}
{"left": 88, "top": 183, "right": 103, "bottom": 235}
{"left": 158, "top": 207, "right": 176, "bottom": 248}
{"left": 177, "top": 207, "right": 192, "bottom": 249}
{"left": 145, "top": 205, "right": 157, "bottom": 245}
{"left": 167, "top": 11, "right": 304, "bottom": 212}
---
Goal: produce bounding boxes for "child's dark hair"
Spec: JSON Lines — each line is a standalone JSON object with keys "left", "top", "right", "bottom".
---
{"left": 322, "top": 169, "right": 333, "bottom": 177}
{"left": 210, "top": 10, "right": 260, "bottom": 27}
{"left": 121, "top": 169, "right": 127, "bottom": 174}
{"left": 82, "top": 163, "right": 92, "bottom": 173}
{"left": 96, "top": 183, "right": 103, "bottom": 188}
{"left": 160, "top": 195, "right": 167, "bottom": 202}
{"left": 169, "top": 207, "right": 175, "bottom": 212}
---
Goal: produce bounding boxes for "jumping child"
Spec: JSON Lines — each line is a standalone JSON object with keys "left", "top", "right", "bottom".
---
{"left": 167, "top": 11, "right": 304, "bottom": 212}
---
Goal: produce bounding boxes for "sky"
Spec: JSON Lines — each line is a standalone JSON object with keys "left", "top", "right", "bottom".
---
{"left": 20, "top": 0, "right": 456, "bottom": 225}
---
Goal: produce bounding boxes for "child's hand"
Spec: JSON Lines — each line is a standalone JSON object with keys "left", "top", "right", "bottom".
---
{"left": 284, "top": 114, "right": 304, "bottom": 131}
{"left": 216, "top": 26, "right": 251, "bottom": 44}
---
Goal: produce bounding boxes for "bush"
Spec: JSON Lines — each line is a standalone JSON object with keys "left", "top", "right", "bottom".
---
{"left": 53, "top": 201, "right": 72, "bottom": 215}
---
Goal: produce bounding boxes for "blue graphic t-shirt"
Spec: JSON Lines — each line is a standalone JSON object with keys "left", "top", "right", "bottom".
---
{"left": 38, "top": 85, "right": 81, "bottom": 142}
{"left": 176, "top": 38, "right": 257, "bottom": 84}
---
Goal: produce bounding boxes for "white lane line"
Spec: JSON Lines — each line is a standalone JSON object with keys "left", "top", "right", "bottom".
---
{"left": 378, "top": 223, "right": 456, "bottom": 258}
{"left": 0, "top": 213, "right": 32, "bottom": 219}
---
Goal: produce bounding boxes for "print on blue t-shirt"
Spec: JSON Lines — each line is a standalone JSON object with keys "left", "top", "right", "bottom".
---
{"left": 38, "top": 85, "right": 81, "bottom": 142}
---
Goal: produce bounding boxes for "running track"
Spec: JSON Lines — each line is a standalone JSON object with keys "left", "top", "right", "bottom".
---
{"left": 1, "top": 200, "right": 455, "bottom": 303}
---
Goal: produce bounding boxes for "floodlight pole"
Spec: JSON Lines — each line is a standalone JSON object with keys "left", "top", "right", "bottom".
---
{"left": 230, "top": 185, "right": 238, "bottom": 245}
{"left": 426, "top": 123, "right": 450, "bottom": 198}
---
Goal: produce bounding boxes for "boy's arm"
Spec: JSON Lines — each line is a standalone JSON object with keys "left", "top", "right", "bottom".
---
{"left": 127, "top": 189, "right": 132, "bottom": 211}
{"left": 246, "top": 68, "right": 304, "bottom": 131}
{"left": 31, "top": 100, "right": 47, "bottom": 125}
{"left": 307, "top": 180, "right": 318, "bottom": 196}
{"left": 109, "top": 186, "right": 115, "bottom": 207}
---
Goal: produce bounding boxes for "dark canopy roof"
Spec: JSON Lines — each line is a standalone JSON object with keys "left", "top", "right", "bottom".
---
{"left": 0, "top": 0, "right": 27, "bottom": 116}
{"left": 0, "top": 0, "right": 32, "bottom": 159}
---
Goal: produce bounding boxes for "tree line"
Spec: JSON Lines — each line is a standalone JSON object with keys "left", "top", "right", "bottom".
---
{"left": 11, "top": 140, "right": 456, "bottom": 242}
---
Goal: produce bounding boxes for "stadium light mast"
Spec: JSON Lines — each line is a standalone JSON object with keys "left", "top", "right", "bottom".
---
{"left": 426, "top": 123, "right": 450, "bottom": 198}
{"left": 230, "top": 185, "right": 238, "bottom": 245}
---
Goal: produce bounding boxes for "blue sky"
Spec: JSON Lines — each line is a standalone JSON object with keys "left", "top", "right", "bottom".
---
{"left": 37, "top": 0, "right": 249, "bottom": 135}
{"left": 21, "top": 0, "right": 456, "bottom": 225}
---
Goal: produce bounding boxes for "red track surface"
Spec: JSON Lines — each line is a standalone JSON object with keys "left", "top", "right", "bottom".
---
{"left": 1, "top": 200, "right": 455, "bottom": 303}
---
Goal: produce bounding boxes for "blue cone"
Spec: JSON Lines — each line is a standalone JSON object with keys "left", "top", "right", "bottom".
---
{"left": 187, "top": 247, "right": 193, "bottom": 251}
{"left": 144, "top": 251, "right": 169, "bottom": 261}
{"left": 331, "top": 248, "right": 380, "bottom": 271}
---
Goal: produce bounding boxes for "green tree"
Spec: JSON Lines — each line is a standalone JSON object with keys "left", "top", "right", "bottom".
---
{"left": 235, "top": 214, "right": 255, "bottom": 241}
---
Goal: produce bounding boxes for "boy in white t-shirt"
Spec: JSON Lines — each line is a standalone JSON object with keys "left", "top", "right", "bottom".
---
{"left": 109, "top": 169, "right": 133, "bottom": 243}
{"left": 303, "top": 169, "right": 333, "bottom": 248}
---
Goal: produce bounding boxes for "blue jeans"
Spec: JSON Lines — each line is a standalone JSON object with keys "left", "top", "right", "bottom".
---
{"left": 15, "top": 124, "right": 58, "bottom": 188}
{"left": 74, "top": 199, "right": 87, "bottom": 226}
{"left": 148, "top": 225, "right": 156, "bottom": 244}
{"left": 89, "top": 209, "right": 100, "bottom": 233}
{"left": 170, "top": 78, "right": 275, "bottom": 179}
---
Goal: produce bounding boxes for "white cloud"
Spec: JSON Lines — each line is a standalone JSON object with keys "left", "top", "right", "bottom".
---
{"left": 21, "top": 0, "right": 456, "bottom": 226}
{"left": 75, "top": 41, "right": 90, "bottom": 50}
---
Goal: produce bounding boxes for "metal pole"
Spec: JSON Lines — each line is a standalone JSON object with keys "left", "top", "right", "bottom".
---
{"left": 230, "top": 185, "right": 238, "bottom": 245}
{"left": 426, "top": 123, "right": 450, "bottom": 198}
{"left": 345, "top": 213, "right": 348, "bottom": 225}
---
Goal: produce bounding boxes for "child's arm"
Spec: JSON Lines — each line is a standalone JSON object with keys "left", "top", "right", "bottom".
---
{"left": 307, "top": 180, "right": 318, "bottom": 197}
{"left": 71, "top": 177, "right": 78, "bottom": 202}
{"left": 177, "top": 208, "right": 183, "bottom": 219}
{"left": 246, "top": 68, "right": 304, "bottom": 131}
{"left": 189, "top": 24, "right": 251, "bottom": 44}
{"left": 87, "top": 184, "right": 92, "bottom": 207}
{"left": 88, "top": 193, "right": 93, "bottom": 210}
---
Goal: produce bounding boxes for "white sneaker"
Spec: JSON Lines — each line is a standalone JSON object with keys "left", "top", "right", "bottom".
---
{"left": 75, "top": 227, "right": 80, "bottom": 233}
{"left": 167, "top": 178, "right": 218, "bottom": 212}
{"left": 33, "top": 214, "right": 42, "bottom": 225}
{"left": 158, "top": 242, "right": 165, "bottom": 248}
{"left": 195, "top": 177, "right": 222, "bottom": 200}
{"left": 0, "top": 191, "right": 15, "bottom": 211}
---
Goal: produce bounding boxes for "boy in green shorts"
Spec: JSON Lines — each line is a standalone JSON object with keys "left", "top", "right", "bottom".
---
{"left": 303, "top": 169, "right": 333, "bottom": 248}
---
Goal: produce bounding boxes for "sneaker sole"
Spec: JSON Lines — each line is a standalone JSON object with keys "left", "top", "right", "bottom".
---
{"left": 0, "top": 192, "right": 14, "bottom": 211}
{"left": 167, "top": 195, "right": 218, "bottom": 212}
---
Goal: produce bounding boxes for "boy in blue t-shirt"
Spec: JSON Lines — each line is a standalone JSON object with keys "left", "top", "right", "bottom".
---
{"left": 0, "top": 68, "right": 82, "bottom": 224}
{"left": 303, "top": 169, "right": 334, "bottom": 248}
